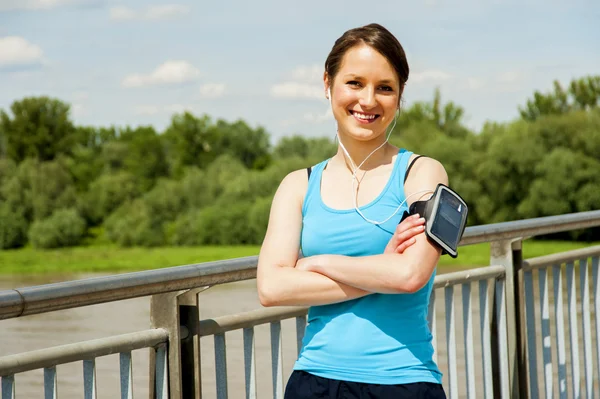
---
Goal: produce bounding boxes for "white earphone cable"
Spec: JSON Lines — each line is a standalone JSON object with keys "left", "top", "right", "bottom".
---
{"left": 328, "top": 88, "right": 430, "bottom": 225}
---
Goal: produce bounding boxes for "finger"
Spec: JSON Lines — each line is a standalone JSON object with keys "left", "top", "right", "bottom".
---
{"left": 385, "top": 234, "right": 401, "bottom": 252}
{"left": 396, "top": 224, "right": 425, "bottom": 242}
{"left": 396, "top": 214, "right": 424, "bottom": 233}
{"left": 395, "top": 237, "right": 416, "bottom": 253}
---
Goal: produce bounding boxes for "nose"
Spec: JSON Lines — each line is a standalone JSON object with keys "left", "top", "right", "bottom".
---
{"left": 358, "top": 86, "right": 377, "bottom": 109}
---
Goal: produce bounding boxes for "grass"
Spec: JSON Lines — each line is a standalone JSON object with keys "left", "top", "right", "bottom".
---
{"left": 438, "top": 240, "right": 600, "bottom": 269}
{"left": 0, "top": 240, "right": 598, "bottom": 275}
{"left": 0, "top": 245, "right": 261, "bottom": 275}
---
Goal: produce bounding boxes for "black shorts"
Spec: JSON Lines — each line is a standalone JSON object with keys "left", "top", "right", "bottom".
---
{"left": 285, "top": 370, "right": 446, "bottom": 399}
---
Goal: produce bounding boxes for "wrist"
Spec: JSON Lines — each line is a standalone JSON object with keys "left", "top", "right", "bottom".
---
{"left": 310, "top": 254, "right": 328, "bottom": 273}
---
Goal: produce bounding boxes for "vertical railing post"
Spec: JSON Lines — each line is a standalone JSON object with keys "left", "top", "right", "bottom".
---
{"left": 490, "top": 239, "right": 522, "bottom": 398}
{"left": 178, "top": 288, "right": 207, "bottom": 399}
{"left": 150, "top": 291, "right": 184, "bottom": 399}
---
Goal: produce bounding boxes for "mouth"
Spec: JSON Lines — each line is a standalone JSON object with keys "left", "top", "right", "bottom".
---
{"left": 349, "top": 110, "right": 380, "bottom": 124}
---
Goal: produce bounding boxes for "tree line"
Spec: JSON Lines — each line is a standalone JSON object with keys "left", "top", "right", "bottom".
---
{"left": 0, "top": 75, "right": 598, "bottom": 249}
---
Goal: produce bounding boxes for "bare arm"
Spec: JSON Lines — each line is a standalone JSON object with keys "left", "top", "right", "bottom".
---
{"left": 256, "top": 170, "right": 372, "bottom": 307}
{"left": 256, "top": 169, "right": 426, "bottom": 306}
{"left": 299, "top": 158, "right": 448, "bottom": 294}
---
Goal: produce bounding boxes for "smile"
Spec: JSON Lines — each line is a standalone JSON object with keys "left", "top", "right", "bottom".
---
{"left": 350, "top": 110, "right": 380, "bottom": 124}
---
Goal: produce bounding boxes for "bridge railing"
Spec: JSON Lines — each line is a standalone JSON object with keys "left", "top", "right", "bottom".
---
{"left": 0, "top": 210, "right": 599, "bottom": 398}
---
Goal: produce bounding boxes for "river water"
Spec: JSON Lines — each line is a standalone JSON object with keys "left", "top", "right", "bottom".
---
{"left": 1, "top": 268, "right": 598, "bottom": 398}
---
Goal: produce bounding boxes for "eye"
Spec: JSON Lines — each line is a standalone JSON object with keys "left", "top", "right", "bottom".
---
{"left": 347, "top": 80, "right": 361, "bottom": 87}
{"left": 379, "top": 85, "right": 393, "bottom": 92}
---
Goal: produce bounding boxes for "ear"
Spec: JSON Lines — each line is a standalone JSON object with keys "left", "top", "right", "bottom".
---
{"left": 323, "top": 72, "right": 330, "bottom": 99}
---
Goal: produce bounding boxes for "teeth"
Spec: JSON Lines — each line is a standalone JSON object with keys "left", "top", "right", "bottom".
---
{"left": 353, "top": 112, "right": 376, "bottom": 120}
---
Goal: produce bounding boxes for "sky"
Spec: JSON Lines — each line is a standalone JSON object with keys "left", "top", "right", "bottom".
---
{"left": 0, "top": 0, "right": 598, "bottom": 142}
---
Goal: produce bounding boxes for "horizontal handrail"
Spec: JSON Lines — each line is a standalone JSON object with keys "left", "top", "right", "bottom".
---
{"left": 1, "top": 210, "right": 599, "bottom": 321}
{"left": 433, "top": 265, "right": 505, "bottom": 288}
{"left": 521, "top": 245, "right": 600, "bottom": 272}
{"left": 198, "top": 265, "right": 506, "bottom": 337}
{"left": 0, "top": 328, "right": 168, "bottom": 376}
{"left": 199, "top": 306, "right": 308, "bottom": 337}
{"left": 460, "top": 210, "right": 600, "bottom": 245}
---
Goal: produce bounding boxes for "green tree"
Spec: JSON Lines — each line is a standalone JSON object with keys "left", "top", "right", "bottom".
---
{"left": 519, "top": 75, "right": 600, "bottom": 121}
{"left": 0, "top": 97, "right": 76, "bottom": 162}
{"left": 274, "top": 135, "right": 337, "bottom": 160}
{"left": 163, "top": 112, "right": 214, "bottom": 175}
{"left": 395, "top": 88, "right": 469, "bottom": 138}
{"left": 79, "top": 172, "right": 141, "bottom": 225}
{"left": 118, "top": 126, "right": 169, "bottom": 191}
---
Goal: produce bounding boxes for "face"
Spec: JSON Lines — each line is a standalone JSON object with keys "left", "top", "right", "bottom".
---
{"left": 325, "top": 44, "right": 402, "bottom": 142}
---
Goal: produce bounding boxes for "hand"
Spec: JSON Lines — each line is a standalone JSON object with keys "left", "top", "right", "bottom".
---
{"left": 384, "top": 214, "right": 426, "bottom": 254}
{"left": 296, "top": 256, "right": 314, "bottom": 272}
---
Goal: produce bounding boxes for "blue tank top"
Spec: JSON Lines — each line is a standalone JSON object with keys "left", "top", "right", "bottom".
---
{"left": 294, "top": 148, "right": 442, "bottom": 385}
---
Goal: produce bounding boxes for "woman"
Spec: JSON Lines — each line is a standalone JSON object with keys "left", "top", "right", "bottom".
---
{"left": 257, "top": 23, "right": 446, "bottom": 398}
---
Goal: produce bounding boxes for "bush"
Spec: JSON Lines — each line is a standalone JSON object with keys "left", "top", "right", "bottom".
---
{"left": 80, "top": 172, "right": 140, "bottom": 225}
{"left": 0, "top": 205, "right": 28, "bottom": 249}
{"left": 196, "top": 202, "right": 255, "bottom": 245}
{"left": 104, "top": 200, "right": 166, "bottom": 247}
{"left": 28, "top": 208, "right": 86, "bottom": 249}
{"left": 166, "top": 209, "right": 204, "bottom": 246}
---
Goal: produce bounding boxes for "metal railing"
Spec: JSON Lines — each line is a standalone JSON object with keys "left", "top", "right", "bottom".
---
{"left": 0, "top": 210, "right": 599, "bottom": 398}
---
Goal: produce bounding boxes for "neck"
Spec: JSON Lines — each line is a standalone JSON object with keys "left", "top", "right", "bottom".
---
{"left": 335, "top": 133, "right": 392, "bottom": 172}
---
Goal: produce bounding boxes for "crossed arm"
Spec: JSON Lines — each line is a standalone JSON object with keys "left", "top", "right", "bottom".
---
{"left": 256, "top": 158, "right": 448, "bottom": 307}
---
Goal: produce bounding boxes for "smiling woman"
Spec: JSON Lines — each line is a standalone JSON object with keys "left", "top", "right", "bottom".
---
{"left": 257, "top": 23, "right": 448, "bottom": 399}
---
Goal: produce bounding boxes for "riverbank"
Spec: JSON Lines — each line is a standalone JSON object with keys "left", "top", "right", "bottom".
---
{"left": 0, "top": 240, "right": 597, "bottom": 275}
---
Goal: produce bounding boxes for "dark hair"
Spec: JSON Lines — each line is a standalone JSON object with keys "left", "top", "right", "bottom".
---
{"left": 325, "top": 23, "right": 409, "bottom": 89}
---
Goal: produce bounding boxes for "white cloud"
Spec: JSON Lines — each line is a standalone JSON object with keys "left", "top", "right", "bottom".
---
{"left": 304, "top": 108, "right": 333, "bottom": 123}
{"left": 0, "top": 0, "right": 91, "bottom": 11}
{"left": 109, "top": 6, "right": 135, "bottom": 20}
{"left": 200, "top": 83, "right": 226, "bottom": 98}
{"left": 110, "top": 4, "right": 190, "bottom": 21}
{"left": 0, "top": 36, "right": 44, "bottom": 67}
{"left": 71, "top": 103, "right": 86, "bottom": 117}
{"left": 270, "top": 82, "right": 323, "bottom": 99}
{"left": 134, "top": 105, "right": 160, "bottom": 115}
{"left": 291, "top": 64, "right": 323, "bottom": 83}
{"left": 122, "top": 60, "right": 201, "bottom": 88}
{"left": 497, "top": 70, "right": 524, "bottom": 84}
{"left": 410, "top": 69, "right": 452, "bottom": 84}
{"left": 466, "top": 77, "right": 485, "bottom": 90}
{"left": 135, "top": 103, "right": 197, "bottom": 116}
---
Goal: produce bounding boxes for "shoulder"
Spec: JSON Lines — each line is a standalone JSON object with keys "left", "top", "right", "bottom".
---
{"left": 273, "top": 168, "right": 310, "bottom": 206}
{"left": 404, "top": 154, "right": 448, "bottom": 203}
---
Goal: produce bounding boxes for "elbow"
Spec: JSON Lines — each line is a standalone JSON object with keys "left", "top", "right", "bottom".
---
{"left": 389, "top": 264, "right": 432, "bottom": 294}
{"left": 400, "top": 277, "right": 428, "bottom": 294}
{"left": 257, "top": 281, "right": 279, "bottom": 307}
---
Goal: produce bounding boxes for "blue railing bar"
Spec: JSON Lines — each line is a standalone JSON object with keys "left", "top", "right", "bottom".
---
{"left": 580, "top": 258, "right": 594, "bottom": 398}
{"left": 523, "top": 270, "right": 539, "bottom": 397}
{"left": 270, "top": 322, "right": 284, "bottom": 399}
{"left": 44, "top": 366, "right": 57, "bottom": 399}
{"left": 566, "top": 262, "right": 581, "bottom": 397}
{"left": 243, "top": 327, "right": 257, "bottom": 399}
{"left": 553, "top": 264, "right": 568, "bottom": 398}
{"left": 1, "top": 375, "right": 15, "bottom": 399}
{"left": 538, "top": 268, "right": 553, "bottom": 399}
{"left": 479, "top": 279, "right": 494, "bottom": 398}
{"left": 461, "top": 283, "right": 476, "bottom": 398}
{"left": 444, "top": 286, "right": 458, "bottom": 397}
{"left": 83, "top": 359, "right": 97, "bottom": 399}
{"left": 593, "top": 257, "right": 600, "bottom": 394}
{"left": 214, "top": 333, "right": 228, "bottom": 399}
{"left": 154, "top": 345, "right": 168, "bottom": 399}
{"left": 119, "top": 352, "right": 133, "bottom": 399}
{"left": 0, "top": 328, "right": 168, "bottom": 376}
